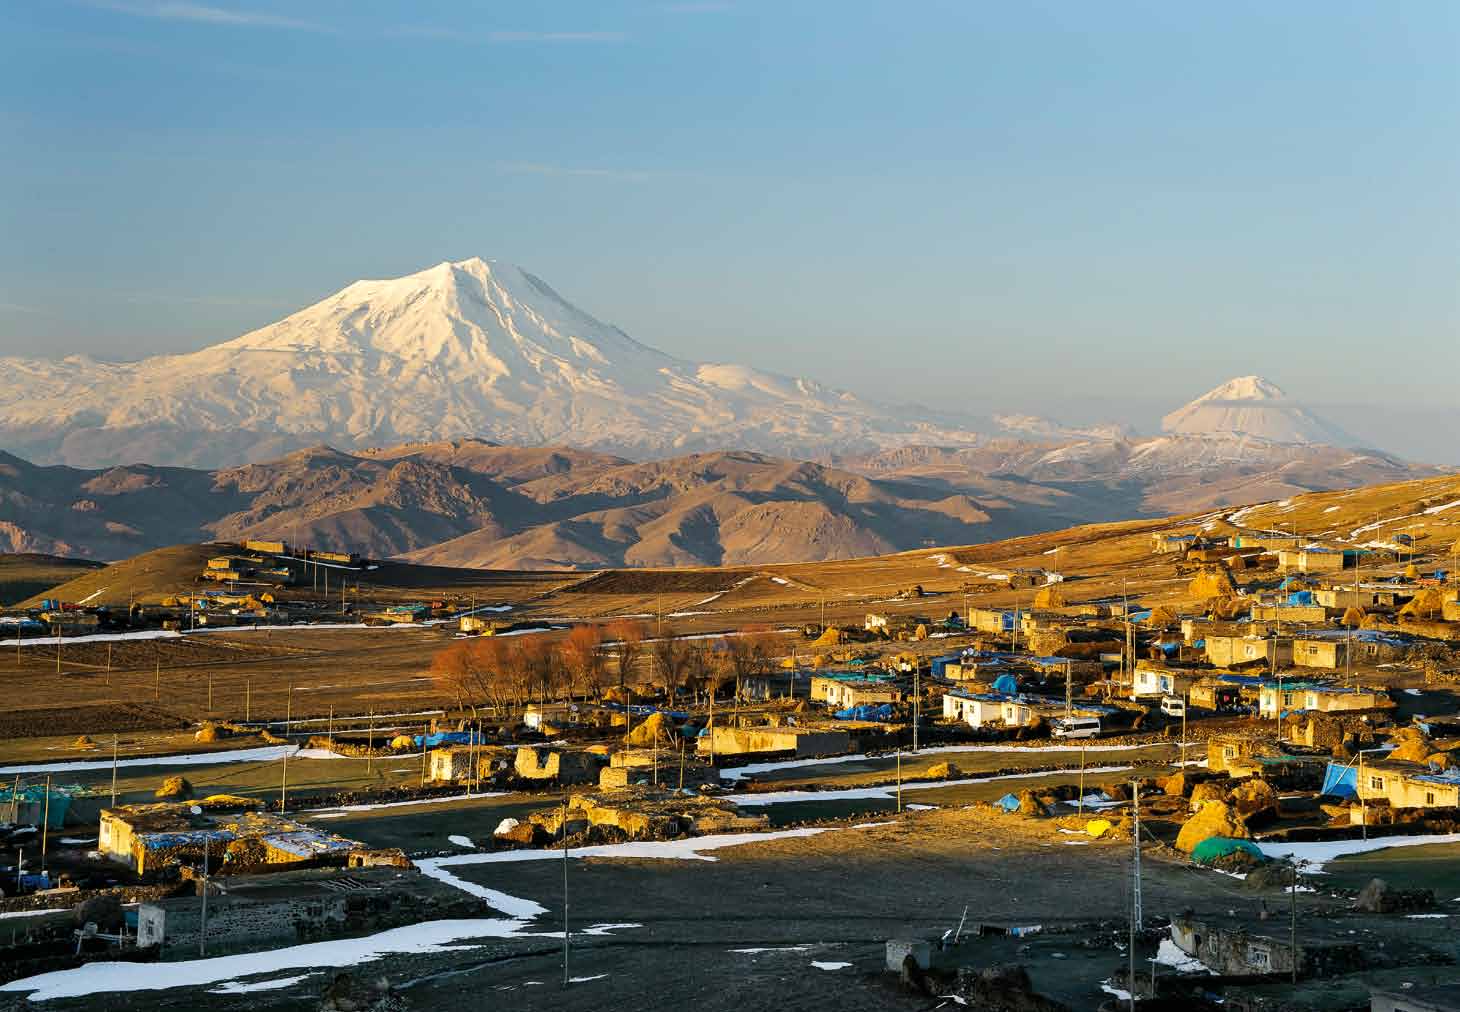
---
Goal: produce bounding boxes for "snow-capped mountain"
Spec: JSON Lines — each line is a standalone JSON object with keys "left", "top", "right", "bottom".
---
{"left": 1161, "top": 375, "right": 1360, "bottom": 447}
{"left": 0, "top": 258, "right": 1003, "bottom": 467}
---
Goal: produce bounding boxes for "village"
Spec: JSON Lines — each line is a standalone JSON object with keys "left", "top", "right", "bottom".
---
{"left": 1, "top": 487, "right": 1460, "bottom": 1011}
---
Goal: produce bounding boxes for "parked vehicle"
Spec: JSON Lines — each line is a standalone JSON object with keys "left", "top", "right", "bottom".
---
{"left": 1051, "top": 716, "right": 1101, "bottom": 739}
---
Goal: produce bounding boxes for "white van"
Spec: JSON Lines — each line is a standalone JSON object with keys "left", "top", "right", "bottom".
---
{"left": 1160, "top": 695, "right": 1186, "bottom": 718}
{"left": 1050, "top": 716, "right": 1101, "bottom": 739}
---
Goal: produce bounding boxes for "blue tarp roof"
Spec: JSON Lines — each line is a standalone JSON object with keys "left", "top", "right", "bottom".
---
{"left": 1321, "top": 762, "right": 1358, "bottom": 799}
{"left": 995, "top": 793, "right": 1021, "bottom": 812}
{"left": 992, "top": 674, "right": 1019, "bottom": 695}
{"left": 835, "top": 703, "right": 895, "bottom": 721}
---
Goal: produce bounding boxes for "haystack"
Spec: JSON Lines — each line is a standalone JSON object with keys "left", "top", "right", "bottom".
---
{"left": 1210, "top": 596, "right": 1247, "bottom": 621}
{"left": 1176, "top": 800, "right": 1249, "bottom": 853}
{"left": 626, "top": 711, "right": 674, "bottom": 746}
{"left": 389, "top": 734, "right": 416, "bottom": 750}
{"left": 1341, "top": 606, "right": 1366, "bottom": 628}
{"left": 602, "top": 685, "right": 640, "bottom": 706}
{"left": 811, "top": 626, "right": 843, "bottom": 648}
{"left": 1033, "top": 584, "right": 1065, "bottom": 608}
{"left": 1189, "top": 567, "right": 1236, "bottom": 600}
{"left": 73, "top": 735, "right": 96, "bottom": 750}
{"left": 199, "top": 794, "right": 260, "bottom": 808}
{"left": 912, "top": 623, "right": 929, "bottom": 641}
{"left": 155, "top": 775, "right": 193, "bottom": 800}
{"left": 1387, "top": 729, "right": 1436, "bottom": 764}
{"left": 1400, "top": 588, "right": 1445, "bottom": 621}
{"left": 194, "top": 723, "right": 222, "bottom": 743}
{"left": 1145, "top": 605, "right": 1178, "bottom": 628}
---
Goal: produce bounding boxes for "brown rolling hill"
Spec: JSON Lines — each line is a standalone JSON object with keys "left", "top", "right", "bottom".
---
{"left": 0, "top": 435, "right": 1447, "bottom": 571}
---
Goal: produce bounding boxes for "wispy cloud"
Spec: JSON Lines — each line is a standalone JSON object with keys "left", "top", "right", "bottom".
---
{"left": 394, "top": 25, "right": 627, "bottom": 44}
{"left": 495, "top": 161, "right": 663, "bottom": 183}
{"left": 86, "top": 1, "right": 324, "bottom": 31}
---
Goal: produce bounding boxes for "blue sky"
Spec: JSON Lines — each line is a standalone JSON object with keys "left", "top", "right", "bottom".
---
{"left": 2, "top": 1, "right": 1457, "bottom": 454}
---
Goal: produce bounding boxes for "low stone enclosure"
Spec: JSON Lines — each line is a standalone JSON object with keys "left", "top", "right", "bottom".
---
{"left": 528, "top": 787, "right": 769, "bottom": 842}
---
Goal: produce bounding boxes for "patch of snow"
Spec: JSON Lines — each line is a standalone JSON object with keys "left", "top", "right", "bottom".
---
{"left": 448, "top": 835, "right": 476, "bottom": 849}
{"left": 0, "top": 745, "right": 297, "bottom": 776}
{"left": 569, "top": 974, "right": 608, "bottom": 983}
{"left": 0, "top": 909, "right": 70, "bottom": 920}
{"left": 1, "top": 919, "right": 533, "bottom": 1001}
{"left": 719, "top": 743, "right": 1166, "bottom": 781}
{"left": 210, "top": 974, "right": 316, "bottom": 994}
{"left": 1257, "top": 833, "right": 1460, "bottom": 871}
{"left": 732, "top": 767, "right": 1132, "bottom": 806}
{"left": 581, "top": 923, "right": 642, "bottom": 935}
{"left": 305, "top": 792, "right": 508, "bottom": 816}
{"left": 730, "top": 946, "right": 811, "bottom": 954}
{"left": 811, "top": 961, "right": 851, "bottom": 971}
{"left": 0, "top": 629, "right": 182, "bottom": 649}
{"left": 1155, "top": 938, "right": 1214, "bottom": 974}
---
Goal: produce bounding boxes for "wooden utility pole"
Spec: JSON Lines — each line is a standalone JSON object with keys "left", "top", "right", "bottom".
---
{"left": 154, "top": 652, "right": 160, "bottom": 702}
{"left": 896, "top": 749, "right": 903, "bottom": 813}
{"left": 245, "top": 678, "right": 251, "bottom": 722}
{"left": 207, "top": 672, "right": 214, "bottom": 713}
{"left": 110, "top": 735, "right": 119, "bottom": 807}
{"left": 1289, "top": 860, "right": 1298, "bottom": 984}
{"left": 1128, "top": 779, "right": 1142, "bottom": 1012}
{"left": 279, "top": 748, "right": 289, "bottom": 812}
{"left": 55, "top": 626, "right": 61, "bottom": 675}
{"left": 561, "top": 791, "right": 570, "bottom": 988}
{"left": 40, "top": 776, "right": 51, "bottom": 872}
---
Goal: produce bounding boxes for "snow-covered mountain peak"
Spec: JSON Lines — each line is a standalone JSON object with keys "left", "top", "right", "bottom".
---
{"left": 0, "top": 257, "right": 992, "bottom": 465}
{"left": 1192, "top": 375, "right": 1287, "bottom": 403}
{"left": 1162, "top": 375, "right": 1360, "bottom": 447}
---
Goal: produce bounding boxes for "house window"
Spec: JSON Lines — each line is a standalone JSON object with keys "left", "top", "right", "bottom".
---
{"left": 1425, "top": 792, "right": 1436, "bottom": 806}
{"left": 1223, "top": 747, "right": 1236, "bottom": 760}
{"left": 1246, "top": 945, "right": 1271, "bottom": 970}
{"left": 1369, "top": 776, "right": 1384, "bottom": 791}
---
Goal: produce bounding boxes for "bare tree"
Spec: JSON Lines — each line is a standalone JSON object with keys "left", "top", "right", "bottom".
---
{"left": 607, "top": 619, "right": 646, "bottom": 694}
{"left": 683, "top": 641, "right": 714, "bottom": 704}
{"left": 652, "top": 629, "right": 689, "bottom": 701}
{"left": 561, "top": 624, "right": 608, "bottom": 700}
{"left": 513, "top": 637, "right": 558, "bottom": 702}
{"left": 496, "top": 638, "right": 534, "bottom": 708}
{"left": 430, "top": 641, "right": 475, "bottom": 714}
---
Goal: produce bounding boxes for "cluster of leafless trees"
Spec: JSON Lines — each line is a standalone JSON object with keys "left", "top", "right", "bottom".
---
{"left": 430, "top": 619, "right": 784, "bottom": 716}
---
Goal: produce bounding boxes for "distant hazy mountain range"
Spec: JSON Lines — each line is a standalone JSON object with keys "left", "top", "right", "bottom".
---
{"left": 0, "top": 433, "right": 1435, "bottom": 567}
{"left": 0, "top": 257, "right": 1442, "bottom": 566}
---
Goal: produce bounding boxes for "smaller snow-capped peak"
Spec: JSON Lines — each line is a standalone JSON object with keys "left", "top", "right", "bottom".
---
{"left": 1162, "top": 375, "right": 1362, "bottom": 448}
{"left": 1189, "top": 375, "right": 1287, "bottom": 403}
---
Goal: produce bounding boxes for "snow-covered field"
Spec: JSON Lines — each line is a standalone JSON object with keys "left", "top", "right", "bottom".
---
{"left": 1256, "top": 833, "right": 1460, "bottom": 871}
